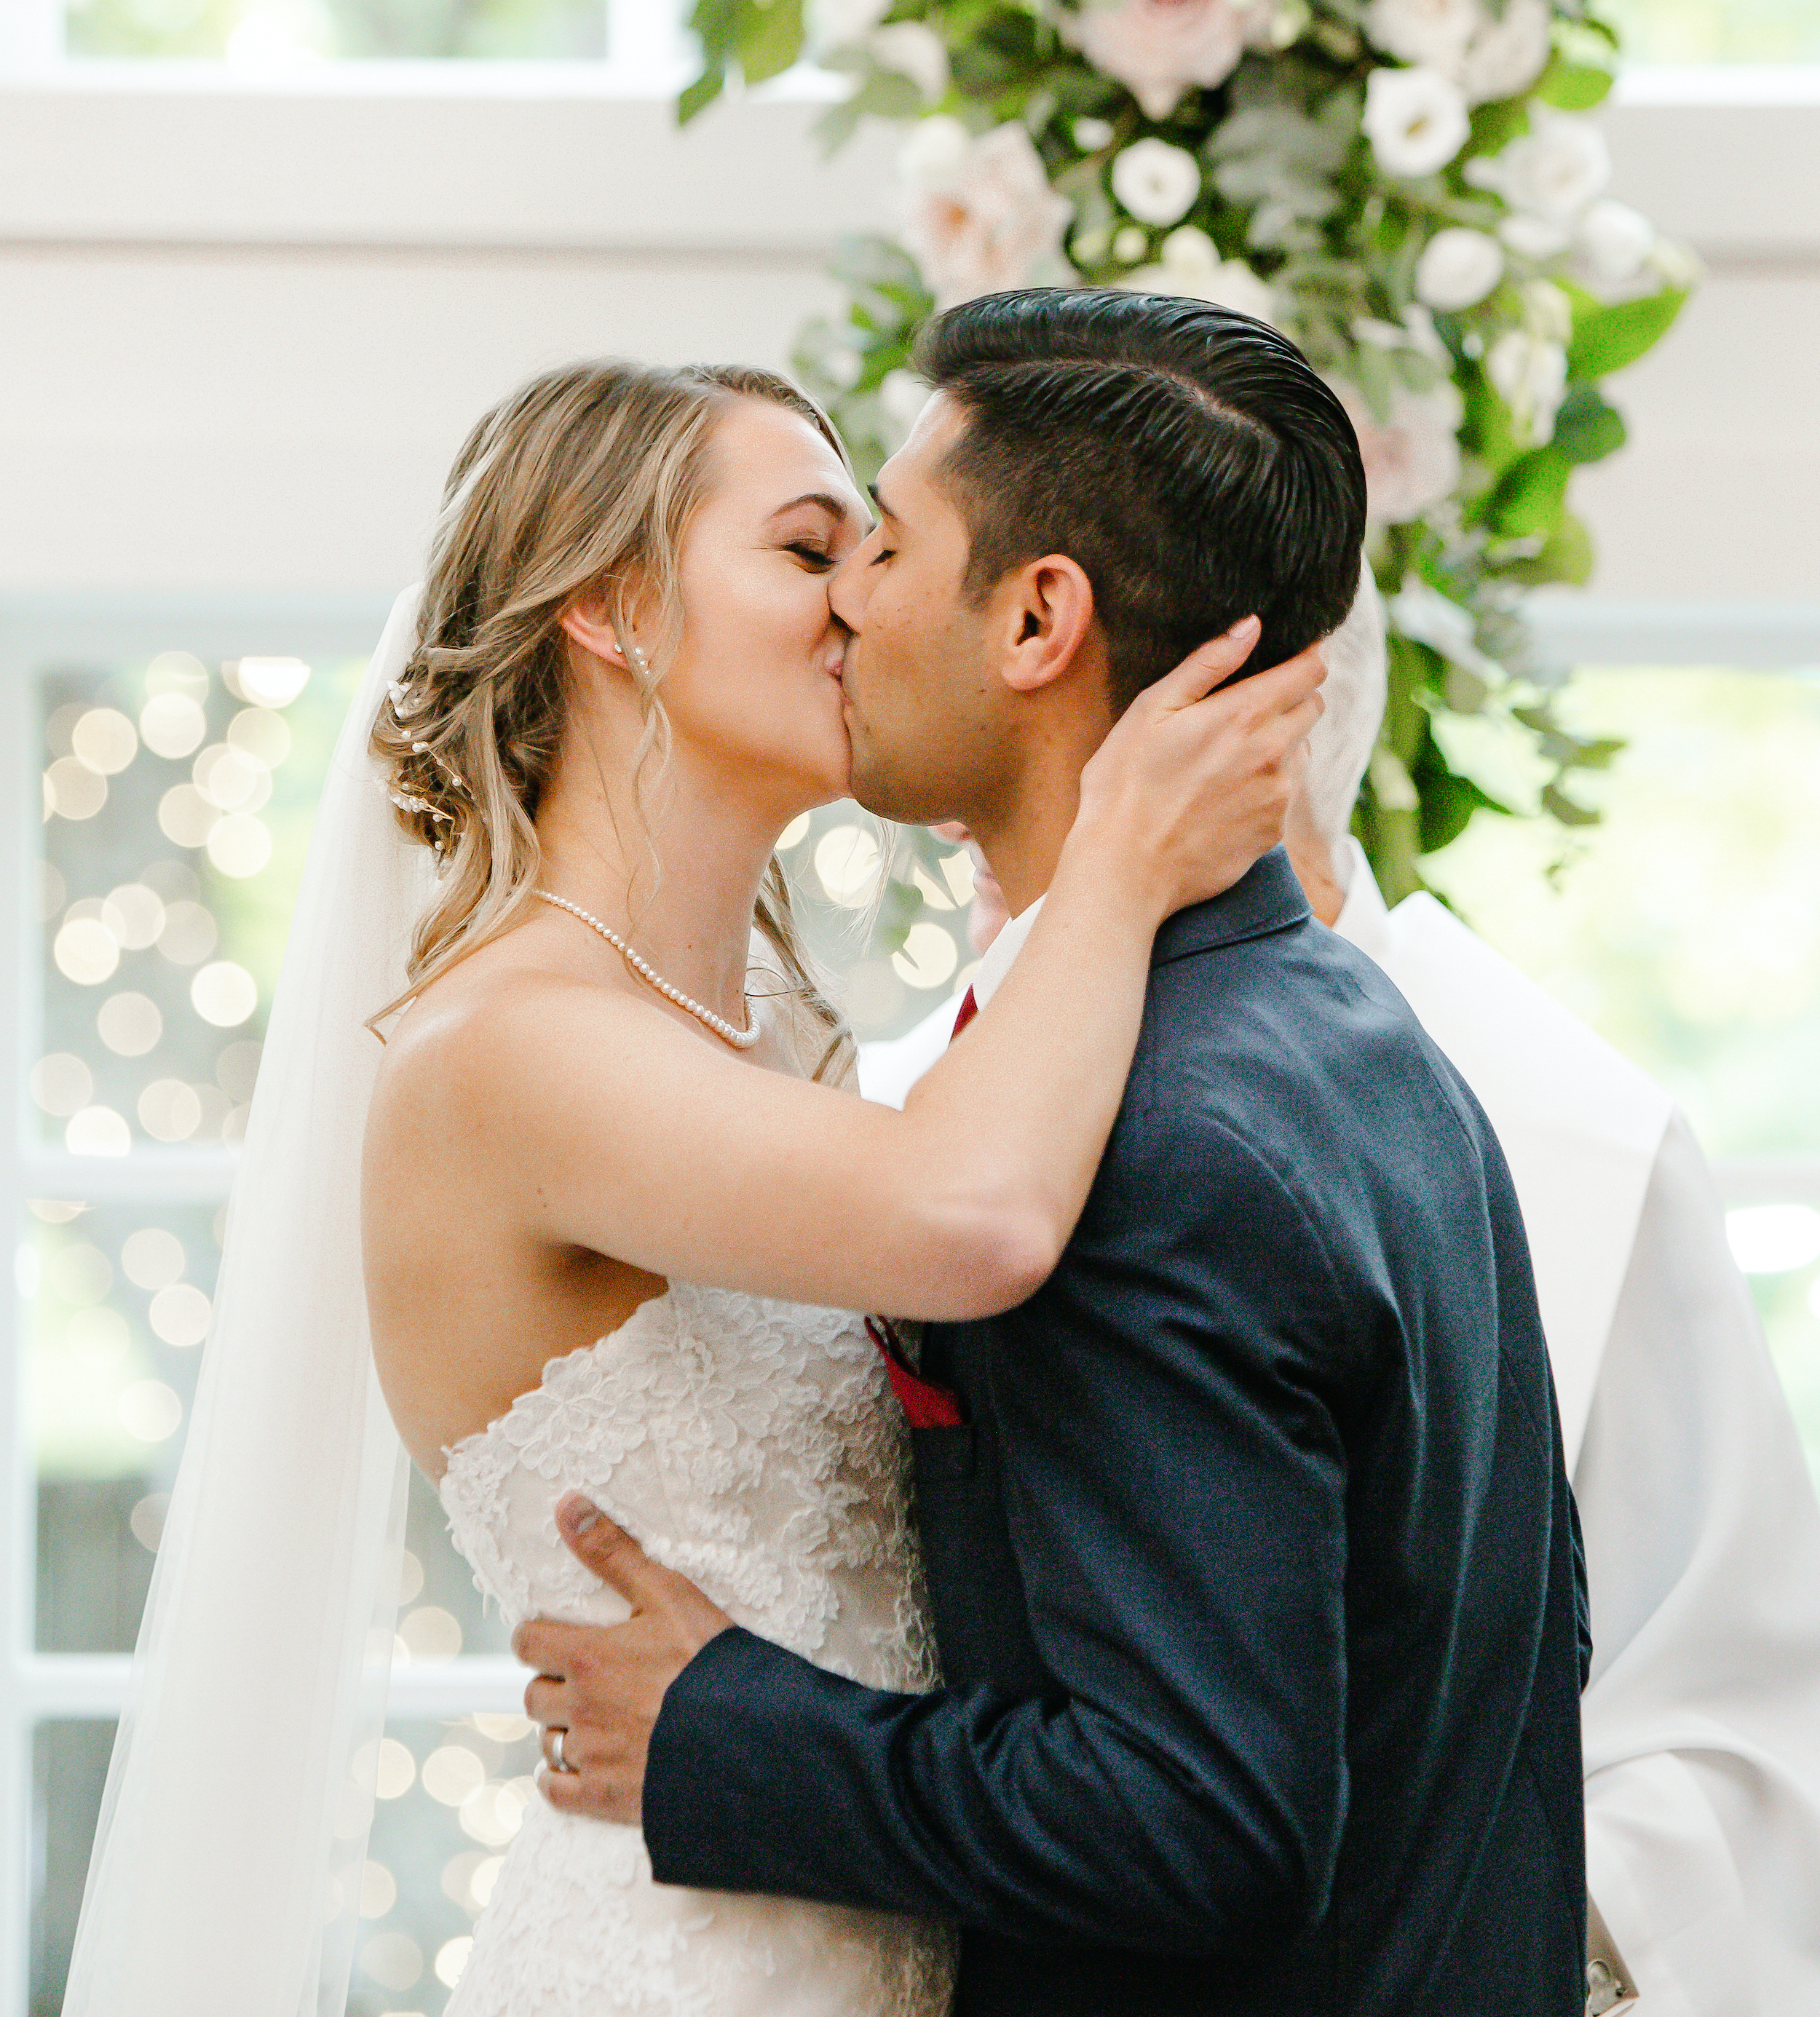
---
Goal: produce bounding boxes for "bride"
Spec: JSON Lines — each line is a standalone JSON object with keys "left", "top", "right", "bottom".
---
{"left": 63, "top": 357, "right": 1319, "bottom": 2017}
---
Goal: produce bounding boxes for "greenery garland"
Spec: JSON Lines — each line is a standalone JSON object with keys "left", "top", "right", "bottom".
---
{"left": 684, "top": 0, "right": 1692, "bottom": 908}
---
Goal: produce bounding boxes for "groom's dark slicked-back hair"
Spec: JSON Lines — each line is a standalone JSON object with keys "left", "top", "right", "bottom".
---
{"left": 912, "top": 288, "right": 1368, "bottom": 711}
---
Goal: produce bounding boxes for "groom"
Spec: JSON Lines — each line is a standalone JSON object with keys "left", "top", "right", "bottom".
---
{"left": 515, "top": 290, "right": 1591, "bottom": 2015}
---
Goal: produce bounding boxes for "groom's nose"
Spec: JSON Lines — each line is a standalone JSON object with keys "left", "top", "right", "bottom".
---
{"left": 827, "top": 526, "right": 882, "bottom": 633}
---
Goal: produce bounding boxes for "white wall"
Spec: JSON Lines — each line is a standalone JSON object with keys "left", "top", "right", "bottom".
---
{"left": 0, "top": 81, "right": 1815, "bottom": 606}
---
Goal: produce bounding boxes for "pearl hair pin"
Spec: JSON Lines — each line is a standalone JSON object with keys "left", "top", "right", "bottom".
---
{"left": 535, "top": 890, "right": 761, "bottom": 1051}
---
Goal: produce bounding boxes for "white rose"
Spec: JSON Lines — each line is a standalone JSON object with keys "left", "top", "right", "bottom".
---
{"left": 807, "top": 0, "right": 892, "bottom": 52}
{"left": 1497, "top": 211, "right": 1572, "bottom": 261}
{"left": 1487, "top": 328, "right": 1568, "bottom": 445}
{"left": 1575, "top": 197, "right": 1655, "bottom": 288}
{"left": 1363, "top": 0, "right": 1482, "bottom": 76}
{"left": 1414, "top": 226, "right": 1506, "bottom": 312}
{"left": 1111, "top": 138, "right": 1203, "bottom": 226}
{"left": 1522, "top": 277, "right": 1572, "bottom": 344}
{"left": 870, "top": 21, "right": 950, "bottom": 104}
{"left": 1124, "top": 225, "right": 1278, "bottom": 321}
{"left": 1336, "top": 375, "right": 1465, "bottom": 525}
{"left": 1479, "top": 110, "right": 1611, "bottom": 222}
{"left": 1064, "top": 0, "right": 1269, "bottom": 122}
{"left": 898, "top": 114, "right": 973, "bottom": 191}
{"left": 1362, "top": 66, "right": 1471, "bottom": 178}
{"left": 899, "top": 121, "right": 1076, "bottom": 309}
{"left": 1460, "top": 0, "right": 1551, "bottom": 104}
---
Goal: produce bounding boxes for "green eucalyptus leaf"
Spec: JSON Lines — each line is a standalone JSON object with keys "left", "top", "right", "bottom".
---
{"left": 738, "top": 0, "right": 806, "bottom": 87}
{"left": 1551, "top": 383, "right": 1627, "bottom": 465}
{"left": 1567, "top": 288, "right": 1689, "bottom": 381}
{"left": 1532, "top": 54, "right": 1615, "bottom": 111}
{"left": 1541, "top": 780, "right": 1600, "bottom": 828}
{"left": 1484, "top": 446, "right": 1572, "bottom": 538}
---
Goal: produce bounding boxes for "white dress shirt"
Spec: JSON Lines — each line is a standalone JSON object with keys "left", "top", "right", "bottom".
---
{"left": 1337, "top": 841, "right": 1820, "bottom": 2016}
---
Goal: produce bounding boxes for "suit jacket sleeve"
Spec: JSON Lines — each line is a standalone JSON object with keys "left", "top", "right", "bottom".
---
{"left": 1575, "top": 1113, "right": 1820, "bottom": 2011}
{"left": 641, "top": 1117, "right": 1362, "bottom": 1955}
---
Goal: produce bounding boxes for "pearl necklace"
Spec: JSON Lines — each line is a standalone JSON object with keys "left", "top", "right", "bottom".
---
{"left": 534, "top": 890, "right": 761, "bottom": 1050}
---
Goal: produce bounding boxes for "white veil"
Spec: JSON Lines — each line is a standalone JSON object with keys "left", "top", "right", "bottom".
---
{"left": 64, "top": 587, "right": 431, "bottom": 2017}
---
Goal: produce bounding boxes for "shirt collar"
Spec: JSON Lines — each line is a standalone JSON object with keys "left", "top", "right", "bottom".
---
{"left": 970, "top": 848, "right": 1310, "bottom": 1009}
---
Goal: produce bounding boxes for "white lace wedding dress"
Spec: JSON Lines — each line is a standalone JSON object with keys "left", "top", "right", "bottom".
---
{"left": 438, "top": 1280, "right": 957, "bottom": 2017}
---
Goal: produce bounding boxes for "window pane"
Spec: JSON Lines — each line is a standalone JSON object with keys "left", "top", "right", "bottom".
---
{"left": 65, "top": 0, "right": 609, "bottom": 60}
{"left": 32, "top": 1721, "right": 116, "bottom": 2017}
{"left": 1604, "top": 0, "right": 1820, "bottom": 64}
{"left": 1428, "top": 665, "right": 1820, "bottom": 1479}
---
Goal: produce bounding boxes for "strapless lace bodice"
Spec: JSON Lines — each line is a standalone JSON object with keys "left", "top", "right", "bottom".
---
{"left": 438, "top": 1283, "right": 954, "bottom": 2017}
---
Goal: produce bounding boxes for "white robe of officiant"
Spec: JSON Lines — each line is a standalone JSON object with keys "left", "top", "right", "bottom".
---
{"left": 861, "top": 577, "right": 1820, "bottom": 2013}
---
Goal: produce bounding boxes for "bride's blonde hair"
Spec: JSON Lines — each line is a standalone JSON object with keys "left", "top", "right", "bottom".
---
{"left": 371, "top": 357, "right": 851, "bottom": 1076}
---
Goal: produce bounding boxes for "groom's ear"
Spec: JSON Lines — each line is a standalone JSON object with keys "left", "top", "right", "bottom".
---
{"left": 994, "top": 553, "right": 1099, "bottom": 700}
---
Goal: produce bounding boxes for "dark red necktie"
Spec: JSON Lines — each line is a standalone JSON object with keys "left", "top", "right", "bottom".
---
{"left": 866, "top": 983, "right": 978, "bottom": 1429}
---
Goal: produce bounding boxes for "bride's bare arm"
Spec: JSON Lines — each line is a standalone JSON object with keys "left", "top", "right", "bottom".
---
{"left": 404, "top": 628, "right": 1321, "bottom": 1320}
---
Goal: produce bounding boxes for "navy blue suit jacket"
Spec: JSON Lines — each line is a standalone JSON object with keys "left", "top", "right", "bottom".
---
{"left": 645, "top": 851, "right": 1588, "bottom": 2015}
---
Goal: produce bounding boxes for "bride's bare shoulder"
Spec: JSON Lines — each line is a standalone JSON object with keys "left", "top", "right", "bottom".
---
{"left": 368, "top": 934, "right": 638, "bottom": 1144}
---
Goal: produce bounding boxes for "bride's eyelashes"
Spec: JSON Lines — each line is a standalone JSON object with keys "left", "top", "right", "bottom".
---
{"left": 786, "top": 541, "right": 836, "bottom": 569}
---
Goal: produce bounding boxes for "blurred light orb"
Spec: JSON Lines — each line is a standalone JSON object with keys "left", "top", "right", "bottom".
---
{"left": 99, "top": 991, "right": 164, "bottom": 1057}
{"left": 45, "top": 702, "right": 86, "bottom": 758}
{"left": 145, "top": 649, "right": 209, "bottom": 700}
{"left": 30, "top": 1052, "right": 94, "bottom": 1116}
{"left": 141, "top": 692, "right": 208, "bottom": 760}
{"left": 371, "top": 1736, "right": 416, "bottom": 1800}
{"left": 469, "top": 1855, "right": 505, "bottom": 1908}
{"left": 360, "top": 1930, "right": 422, "bottom": 1992}
{"left": 27, "top": 1200, "right": 87, "bottom": 1224}
{"left": 1726, "top": 1203, "right": 1820, "bottom": 1275}
{"left": 215, "top": 1039, "right": 263, "bottom": 1101}
{"left": 129, "top": 1491, "right": 170, "bottom": 1553}
{"left": 436, "top": 1936, "right": 474, "bottom": 1989}
{"left": 191, "top": 961, "right": 258, "bottom": 1027}
{"left": 46, "top": 758, "right": 107, "bottom": 822}
{"left": 457, "top": 1783, "right": 521, "bottom": 1848}
{"left": 422, "top": 1743, "right": 486, "bottom": 1807}
{"left": 471, "top": 1711, "right": 533, "bottom": 1743}
{"left": 207, "top": 812, "right": 273, "bottom": 879}
{"left": 55, "top": 916, "right": 121, "bottom": 986}
{"left": 103, "top": 882, "right": 167, "bottom": 949}
{"left": 814, "top": 824, "right": 882, "bottom": 907}
{"left": 232, "top": 656, "right": 311, "bottom": 708}
{"left": 157, "top": 783, "right": 219, "bottom": 849}
{"left": 395, "top": 1548, "right": 424, "bottom": 1604}
{"left": 72, "top": 708, "right": 138, "bottom": 775}
{"left": 150, "top": 1282, "right": 213, "bottom": 1347}
{"left": 122, "top": 1227, "right": 186, "bottom": 1290}
{"left": 440, "top": 1849, "right": 488, "bottom": 1909}
{"left": 119, "top": 1379, "right": 182, "bottom": 1443}
{"left": 67, "top": 1307, "right": 130, "bottom": 1365}
{"left": 778, "top": 812, "right": 811, "bottom": 850}
{"left": 228, "top": 705, "right": 291, "bottom": 766}
{"left": 194, "top": 742, "right": 263, "bottom": 812}
{"left": 49, "top": 1240, "right": 112, "bottom": 1304}
{"left": 138, "top": 1078, "right": 202, "bottom": 1144}
{"left": 157, "top": 900, "right": 218, "bottom": 965}
{"left": 892, "top": 922, "right": 960, "bottom": 991}
{"left": 358, "top": 1859, "right": 397, "bottom": 1920}
{"left": 400, "top": 1606, "right": 464, "bottom": 1665}
{"left": 67, "top": 1106, "right": 132, "bottom": 1157}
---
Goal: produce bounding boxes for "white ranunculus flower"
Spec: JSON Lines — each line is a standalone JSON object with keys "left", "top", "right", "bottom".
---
{"left": 1415, "top": 226, "right": 1506, "bottom": 312}
{"left": 1362, "top": 66, "right": 1471, "bottom": 178}
{"left": 1487, "top": 328, "right": 1569, "bottom": 445}
{"left": 1575, "top": 197, "right": 1655, "bottom": 288}
{"left": 1497, "top": 210, "right": 1572, "bottom": 261}
{"left": 1124, "top": 225, "right": 1278, "bottom": 322}
{"left": 1111, "top": 138, "right": 1203, "bottom": 227}
{"left": 1460, "top": 0, "right": 1552, "bottom": 104}
{"left": 1336, "top": 374, "right": 1465, "bottom": 525}
{"left": 898, "top": 120, "right": 1075, "bottom": 309}
{"left": 807, "top": 0, "right": 892, "bottom": 52}
{"left": 870, "top": 21, "right": 950, "bottom": 104}
{"left": 1522, "top": 277, "right": 1572, "bottom": 344}
{"left": 1063, "top": 0, "right": 1269, "bottom": 121}
{"left": 1363, "top": 0, "right": 1481, "bottom": 76}
{"left": 1482, "top": 111, "right": 1611, "bottom": 222}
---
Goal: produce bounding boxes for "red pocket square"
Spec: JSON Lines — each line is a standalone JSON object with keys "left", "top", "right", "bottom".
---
{"left": 866, "top": 1318, "right": 966, "bottom": 1430}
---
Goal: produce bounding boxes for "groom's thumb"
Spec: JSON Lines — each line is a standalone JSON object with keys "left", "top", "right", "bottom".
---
{"left": 555, "top": 1492, "right": 655, "bottom": 1602}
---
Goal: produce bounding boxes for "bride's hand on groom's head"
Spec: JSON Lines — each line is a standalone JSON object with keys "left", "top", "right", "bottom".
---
{"left": 513, "top": 1493, "right": 733, "bottom": 1826}
{"left": 1069, "top": 616, "right": 1326, "bottom": 924}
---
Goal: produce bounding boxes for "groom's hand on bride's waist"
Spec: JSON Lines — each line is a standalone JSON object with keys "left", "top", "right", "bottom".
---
{"left": 514, "top": 1492, "right": 733, "bottom": 1825}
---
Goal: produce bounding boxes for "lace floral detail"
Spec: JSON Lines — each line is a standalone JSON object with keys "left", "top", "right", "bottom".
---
{"left": 438, "top": 1284, "right": 950, "bottom": 2014}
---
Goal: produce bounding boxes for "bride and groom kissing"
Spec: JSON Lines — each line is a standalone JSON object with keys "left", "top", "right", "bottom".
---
{"left": 71, "top": 289, "right": 1587, "bottom": 2016}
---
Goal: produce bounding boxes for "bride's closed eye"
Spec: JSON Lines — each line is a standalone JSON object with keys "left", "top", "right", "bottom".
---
{"left": 786, "top": 541, "right": 836, "bottom": 569}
